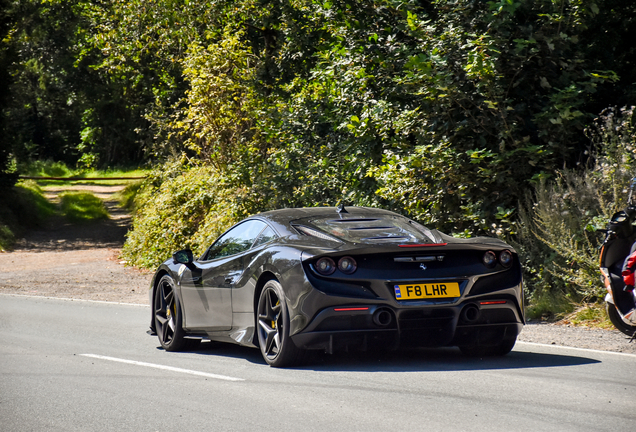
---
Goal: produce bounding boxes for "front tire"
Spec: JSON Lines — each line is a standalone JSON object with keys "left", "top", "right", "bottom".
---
{"left": 607, "top": 302, "right": 636, "bottom": 336}
{"left": 154, "top": 275, "right": 188, "bottom": 352}
{"left": 256, "top": 280, "right": 304, "bottom": 367}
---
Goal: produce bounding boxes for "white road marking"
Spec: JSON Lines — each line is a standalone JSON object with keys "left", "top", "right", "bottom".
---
{"left": 80, "top": 354, "right": 244, "bottom": 382}
{"left": 6, "top": 294, "right": 635, "bottom": 360}
{"left": 516, "top": 341, "right": 636, "bottom": 358}
{"left": 0, "top": 293, "right": 149, "bottom": 307}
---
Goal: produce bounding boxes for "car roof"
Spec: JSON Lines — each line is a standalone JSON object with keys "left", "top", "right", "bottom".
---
{"left": 249, "top": 206, "right": 410, "bottom": 240}
{"left": 253, "top": 206, "right": 401, "bottom": 226}
{"left": 246, "top": 206, "right": 510, "bottom": 249}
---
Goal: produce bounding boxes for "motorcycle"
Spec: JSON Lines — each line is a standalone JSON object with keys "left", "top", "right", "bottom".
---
{"left": 599, "top": 177, "right": 636, "bottom": 337}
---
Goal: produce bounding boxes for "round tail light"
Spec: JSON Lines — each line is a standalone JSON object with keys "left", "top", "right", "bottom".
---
{"left": 315, "top": 257, "right": 336, "bottom": 275}
{"left": 338, "top": 256, "right": 357, "bottom": 274}
{"left": 483, "top": 251, "right": 497, "bottom": 268}
{"left": 499, "top": 250, "right": 513, "bottom": 267}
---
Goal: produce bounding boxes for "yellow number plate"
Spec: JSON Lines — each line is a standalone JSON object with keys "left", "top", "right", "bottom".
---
{"left": 394, "top": 282, "right": 460, "bottom": 300}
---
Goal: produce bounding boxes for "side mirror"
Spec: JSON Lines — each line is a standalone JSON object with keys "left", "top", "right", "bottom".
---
{"left": 172, "top": 249, "right": 194, "bottom": 265}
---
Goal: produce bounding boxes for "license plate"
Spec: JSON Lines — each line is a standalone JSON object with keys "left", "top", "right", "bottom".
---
{"left": 394, "top": 282, "right": 460, "bottom": 300}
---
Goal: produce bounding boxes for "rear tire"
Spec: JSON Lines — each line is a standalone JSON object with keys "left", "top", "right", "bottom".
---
{"left": 606, "top": 302, "right": 636, "bottom": 336}
{"left": 256, "top": 280, "right": 305, "bottom": 367}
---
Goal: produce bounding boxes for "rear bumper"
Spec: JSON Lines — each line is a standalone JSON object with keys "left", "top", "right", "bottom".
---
{"left": 290, "top": 298, "right": 523, "bottom": 352}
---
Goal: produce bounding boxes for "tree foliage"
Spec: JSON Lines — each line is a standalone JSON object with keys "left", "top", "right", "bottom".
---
{"left": 119, "top": 0, "right": 636, "bottom": 269}
{"left": 3, "top": 0, "right": 636, "bottom": 285}
{"left": 1, "top": 0, "right": 151, "bottom": 171}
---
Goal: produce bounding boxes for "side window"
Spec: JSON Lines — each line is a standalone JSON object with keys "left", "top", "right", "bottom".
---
{"left": 252, "top": 226, "right": 277, "bottom": 248}
{"left": 204, "top": 220, "right": 266, "bottom": 261}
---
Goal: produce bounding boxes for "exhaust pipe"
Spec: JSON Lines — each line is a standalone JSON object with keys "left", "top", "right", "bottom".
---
{"left": 373, "top": 308, "right": 393, "bottom": 327}
{"left": 460, "top": 304, "right": 480, "bottom": 323}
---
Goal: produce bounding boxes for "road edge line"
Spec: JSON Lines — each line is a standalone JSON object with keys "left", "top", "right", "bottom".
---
{"left": 516, "top": 341, "right": 636, "bottom": 358}
{"left": 0, "top": 293, "right": 148, "bottom": 307}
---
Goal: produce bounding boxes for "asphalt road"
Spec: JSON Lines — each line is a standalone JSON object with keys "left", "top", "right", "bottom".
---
{"left": 1, "top": 294, "right": 635, "bottom": 432}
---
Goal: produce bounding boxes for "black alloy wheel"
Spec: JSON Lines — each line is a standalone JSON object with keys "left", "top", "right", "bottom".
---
{"left": 607, "top": 303, "right": 636, "bottom": 336}
{"left": 154, "top": 275, "right": 188, "bottom": 351}
{"left": 256, "top": 280, "right": 304, "bottom": 367}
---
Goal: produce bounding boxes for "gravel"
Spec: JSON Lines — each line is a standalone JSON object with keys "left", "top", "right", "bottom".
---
{"left": 2, "top": 184, "right": 635, "bottom": 355}
{"left": 518, "top": 321, "right": 636, "bottom": 354}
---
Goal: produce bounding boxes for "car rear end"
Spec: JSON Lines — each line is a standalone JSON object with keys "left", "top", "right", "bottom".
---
{"left": 288, "top": 211, "right": 524, "bottom": 354}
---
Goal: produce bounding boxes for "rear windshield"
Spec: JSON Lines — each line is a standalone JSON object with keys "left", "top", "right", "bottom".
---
{"left": 301, "top": 215, "right": 440, "bottom": 244}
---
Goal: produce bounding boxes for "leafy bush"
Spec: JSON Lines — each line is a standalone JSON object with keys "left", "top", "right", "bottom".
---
{"left": 517, "top": 106, "right": 636, "bottom": 319}
{"left": 115, "top": 180, "right": 144, "bottom": 211}
{"left": 121, "top": 160, "right": 253, "bottom": 268}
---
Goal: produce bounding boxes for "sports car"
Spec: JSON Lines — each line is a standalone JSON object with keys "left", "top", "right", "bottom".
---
{"left": 149, "top": 206, "right": 524, "bottom": 367}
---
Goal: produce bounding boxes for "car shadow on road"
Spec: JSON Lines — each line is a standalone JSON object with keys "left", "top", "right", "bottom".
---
{"left": 178, "top": 341, "right": 268, "bottom": 364}
{"left": 184, "top": 342, "right": 601, "bottom": 372}
{"left": 303, "top": 347, "right": 601, "bottom": 372}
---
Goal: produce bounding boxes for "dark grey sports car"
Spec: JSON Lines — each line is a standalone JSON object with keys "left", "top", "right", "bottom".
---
{"left": 149, "top": 206, "right": 524, "bottom": 367}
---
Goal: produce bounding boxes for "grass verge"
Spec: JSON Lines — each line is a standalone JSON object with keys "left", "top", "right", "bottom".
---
{"left": 59, "top": 192, "right": 109, "bottom": 223}
{"left": 525, "top": 290, "right": 614, "bottom": 329}
{"left": 525, "top": 291, "right": 576, "bottom": 322}
{"left": 557, "top": 303, "right": 614, "bottom": 329}
{"left": 0, "top": 181, "right": 57, "bottom": 250}
{"left": 18, "top": 160, "right": 148, "bottom": 186}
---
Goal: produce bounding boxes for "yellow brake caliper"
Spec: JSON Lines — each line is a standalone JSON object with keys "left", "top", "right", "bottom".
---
{"left": 272, "top": 300, "right": 280, "bottom": 329}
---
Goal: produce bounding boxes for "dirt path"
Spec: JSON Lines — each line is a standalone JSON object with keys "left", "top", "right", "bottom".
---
{"left": 0, "top": 184, "right": 151, "bottom": 304}
{"left": 17, "top": 184, "right": 132, "bottom": 251}
{"left": 1, "top": 185, "right": 635, "bottom": 354}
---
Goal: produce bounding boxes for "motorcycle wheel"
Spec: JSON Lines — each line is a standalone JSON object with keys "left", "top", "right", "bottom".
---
{"left": 606, "top": 303, "right": 636, "bottom": 336}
